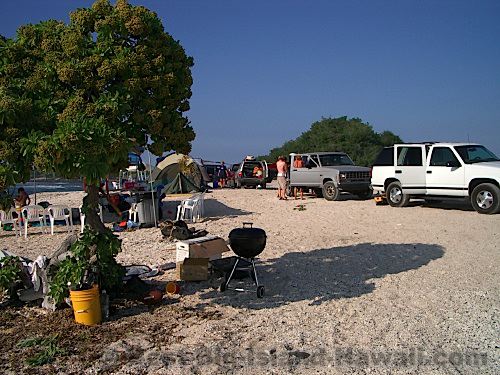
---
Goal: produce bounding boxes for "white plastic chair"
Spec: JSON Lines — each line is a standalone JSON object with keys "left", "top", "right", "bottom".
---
{"left": 0, "top": 209, "right": 20, "bottom": 236}
{"left": 176, "top": 193, "right": 205, "bottom": 223}
{"left": 128, "top": 203, "right": 138, "bottom": 222}
{"left": 79, "top": 204, "right": 103, "bottom": 233}
{"left": 21, "top": 205, "right": 47, "bottom": 238}
{"left": 47, "top": 205, "right": 73, "bottom": 235}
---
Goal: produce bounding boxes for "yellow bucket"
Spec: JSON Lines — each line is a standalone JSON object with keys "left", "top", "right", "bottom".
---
{"left": 70, "top": 285, "right": 102, "bottom": 326}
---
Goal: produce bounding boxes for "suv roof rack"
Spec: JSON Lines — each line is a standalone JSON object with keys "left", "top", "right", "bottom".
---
{"left": 396, "top": 142, "right": 437, "bottom": 145}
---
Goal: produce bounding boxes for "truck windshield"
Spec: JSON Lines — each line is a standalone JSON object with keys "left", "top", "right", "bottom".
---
{"left": 319, "top": 154, "right": 354, "bottom": 166}
{"left": 454, "top": 145, "right": 499, "bottom": 164}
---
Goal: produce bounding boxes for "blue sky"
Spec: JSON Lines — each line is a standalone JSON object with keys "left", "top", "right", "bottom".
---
{"left": 1, "top": 0, "right": 499, "bottom": 163}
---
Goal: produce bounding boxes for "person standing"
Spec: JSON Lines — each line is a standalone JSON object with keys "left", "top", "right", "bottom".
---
{"left": 14, "top": 187, "right": 31, "bottom": 225}
{"left": 276, "top": 156, "right": 288, "bottom": 200}
{"left": 293, "top": 155, "right": 304, "bottom": 200}
{"left": 218, "top": 161, "right": 227, "bottom": 188}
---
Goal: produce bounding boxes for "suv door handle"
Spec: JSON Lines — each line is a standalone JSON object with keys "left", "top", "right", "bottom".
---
{"left": 426, "top": 171, "right": 432, "bottom": 174}
{"left": 395, "top": 170, "right": 402, "bottom": 174}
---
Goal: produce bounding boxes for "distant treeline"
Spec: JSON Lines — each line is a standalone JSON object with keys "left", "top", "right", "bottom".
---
{"left": 259, "top": 116, "right": 402, "bottom": 166}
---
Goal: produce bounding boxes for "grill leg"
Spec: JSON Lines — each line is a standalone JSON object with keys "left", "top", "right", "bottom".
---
{"left": 224, "top": 257, "right": 240, "bottom": 289}
{"left": 251, "top": 258, "right": 259, "bottom": 287}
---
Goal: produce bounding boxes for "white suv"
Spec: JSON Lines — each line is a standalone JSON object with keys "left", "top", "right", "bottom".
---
{"left": 371, "top": 143, "right": 500, "bottom": 214}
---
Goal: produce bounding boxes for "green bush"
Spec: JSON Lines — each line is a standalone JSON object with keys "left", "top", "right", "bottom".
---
{"left": 48, "top": 228, "right": 125, "bottom": 304}
{"left": 0, "top": 256, "right": 22, "bottom": 295}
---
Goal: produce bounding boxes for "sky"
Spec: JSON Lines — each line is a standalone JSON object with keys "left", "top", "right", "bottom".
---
{"left": 1, "top": 0, "right": 499, "bottom": 164}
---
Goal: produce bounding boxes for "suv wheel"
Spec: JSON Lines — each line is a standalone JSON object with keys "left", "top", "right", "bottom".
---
{"left": 386, "top": 181, "right": 410, "bottom": 207}
{"left": 323, "top": 181, "right": 340, "bottom": 201}
{"left": 471, "top": 183, "right": 500, "bottom": 214}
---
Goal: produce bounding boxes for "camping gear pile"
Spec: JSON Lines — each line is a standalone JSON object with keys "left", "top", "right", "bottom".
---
{"left": 160, "top": 220, "right": 208, "bottom": 241}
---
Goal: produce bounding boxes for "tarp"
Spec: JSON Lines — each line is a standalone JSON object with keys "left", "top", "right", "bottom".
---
{"left": 151, "top": 153, "right": 206, "bottom": 194}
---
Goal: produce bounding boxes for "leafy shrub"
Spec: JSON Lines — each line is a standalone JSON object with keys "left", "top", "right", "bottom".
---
{"left": 0, "top": 256, "right": 22, "bottom": 295}
{"left": 49, "top": 228, "right": 125, "bottom": 304}
{"left": 0, "top": 190, "right": 14, "bottom": 211}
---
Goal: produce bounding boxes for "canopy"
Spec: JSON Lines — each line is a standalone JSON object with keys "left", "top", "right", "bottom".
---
{"left": 151, "top": 153, "right": 207, "bottom": 194}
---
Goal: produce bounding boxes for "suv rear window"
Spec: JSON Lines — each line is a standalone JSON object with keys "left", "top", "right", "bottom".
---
{"left": 373, "top": 147, "right": 394, "bottom": 166}
{"left": 397, "top": 147, "right": 423, "bottom": 166}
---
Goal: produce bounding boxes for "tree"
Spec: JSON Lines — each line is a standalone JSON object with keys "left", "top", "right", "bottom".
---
{"left": 261, "top": 116, "right": 402, "bottom": 166}
{"left": 0, "top": 0, "right": 195, "bottom": 232}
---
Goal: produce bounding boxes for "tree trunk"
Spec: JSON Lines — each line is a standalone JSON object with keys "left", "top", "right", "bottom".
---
{"left": 83, "top": 184, "right": 107, "bottom": 234}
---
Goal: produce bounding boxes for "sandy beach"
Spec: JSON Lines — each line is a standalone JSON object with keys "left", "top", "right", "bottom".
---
{"left": 1, "top": 184, "right": 499, "bottom": 374}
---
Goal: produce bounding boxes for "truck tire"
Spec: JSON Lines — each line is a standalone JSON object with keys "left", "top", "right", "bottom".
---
{"left": 286, "top": 184, "right": 292, "bottom": 197}
{"left": 323, "top": 181, "right": 340, "bottom": 201}
{"left": 471, "top": 183, "right": 500, "bottom": 214}
{"left": 386, "top": 181, "right": 410, "bottom": 207}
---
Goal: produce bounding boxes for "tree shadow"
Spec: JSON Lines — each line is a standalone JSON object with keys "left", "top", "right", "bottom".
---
{"left": 161, "top": 198, "right": 252, "bottom": 221}
{"left": 195, "top": 242, "right": 444, "bottom": 310}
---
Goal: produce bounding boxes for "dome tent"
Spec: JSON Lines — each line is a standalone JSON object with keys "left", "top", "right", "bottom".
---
{"left": 151, "top": 153, "right": 207, "bottom": 194}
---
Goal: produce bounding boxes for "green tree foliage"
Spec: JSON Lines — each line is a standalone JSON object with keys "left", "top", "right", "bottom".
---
{"left": 0, "top": 0, "right": 195, "bottom": 231}
{"left": 262, "top": 116, "right": 402, "bottom": 166}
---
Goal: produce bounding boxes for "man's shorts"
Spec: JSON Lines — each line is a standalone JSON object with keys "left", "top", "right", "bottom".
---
{"left": 277, "top": 176, "right": 286, "bottom": 189}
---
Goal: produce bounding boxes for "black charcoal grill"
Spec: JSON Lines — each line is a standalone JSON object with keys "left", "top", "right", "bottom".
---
{"left": 220, "top": 222, "right": 266, "bottom": 298}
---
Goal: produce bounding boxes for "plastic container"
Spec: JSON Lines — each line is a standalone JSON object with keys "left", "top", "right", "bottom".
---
{"left": 137, "top": 197, "right": 160, "bottom": 225}
{"left": 70, "top": 285, "right": 102, "bottom": 326}
{"left": 166, "top": 281, "right": 180, "bottom": 294}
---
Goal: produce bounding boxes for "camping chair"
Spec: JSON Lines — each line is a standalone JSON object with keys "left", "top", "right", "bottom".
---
{"left": 79, "top": 204, "right": 103, "bottom": 233}
{"left": 47, "top": 205, "right": 73, "bottom": 235}
{"left": 21, "top": 205, "right": 47, "bottom": 238}
{"left": 0, "top": 209, "right": 20, "bottom": 236}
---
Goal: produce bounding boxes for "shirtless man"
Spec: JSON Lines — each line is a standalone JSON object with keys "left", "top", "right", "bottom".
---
{"left": 15, "top": 187, "right": 31, "bottom": 208}
{"left": 276, "top": 156, "right": 287, "bottom": 200}
{"left": 293, "top": 155, "right": 304, "bottom": 200}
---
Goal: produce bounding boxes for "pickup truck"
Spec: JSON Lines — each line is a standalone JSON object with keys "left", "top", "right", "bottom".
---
{"left": 288, "top": 152, "right": 372, "bottom": 200}
{"left": 371, "top": 143, "right": 500, "bottom": 214}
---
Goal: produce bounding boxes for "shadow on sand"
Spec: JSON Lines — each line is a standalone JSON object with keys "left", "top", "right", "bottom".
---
{"left": 196, "top": 242, "right": 444, "bottom": 310}
{"left": 161, "top": 198, "right": 252, "bottom": 221}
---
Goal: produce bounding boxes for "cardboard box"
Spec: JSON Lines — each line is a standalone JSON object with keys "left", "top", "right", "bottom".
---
{"left": 175, "top": 236, "right": 230, "bottom": 263}
{"left": 176, "top": 258, "right": 209, "bottom": 281}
